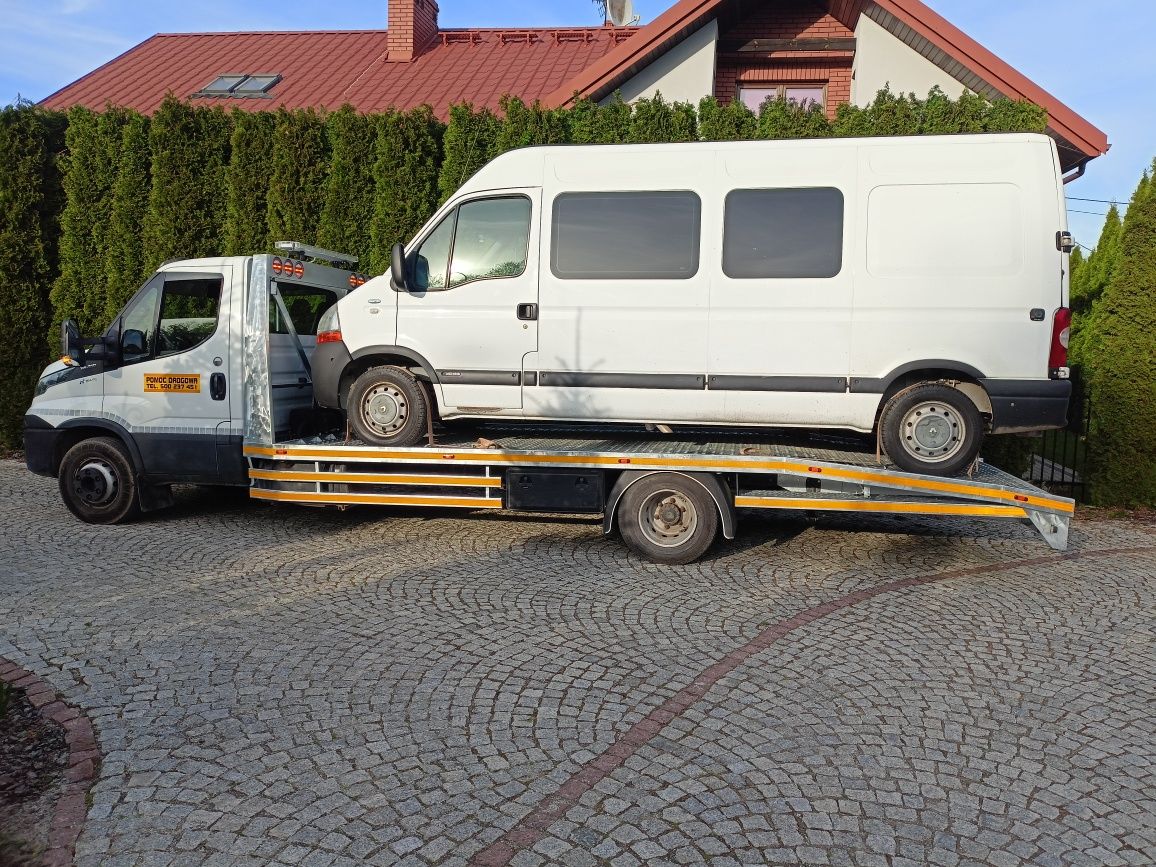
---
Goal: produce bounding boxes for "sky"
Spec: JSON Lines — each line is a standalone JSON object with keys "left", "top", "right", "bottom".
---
{"left": 1, "top": 0, "right": 1152, "bottom": 249}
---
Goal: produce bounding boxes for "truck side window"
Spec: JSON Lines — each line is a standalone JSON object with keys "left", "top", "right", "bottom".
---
{"left": 723, "top": 188, "right": 844, "bottom": 279}
{"left": 551, "top": 191, "right": 701, "bottom": 280}
{"left": 156, "top": 277, "right": 223, "bottom": 357}
{"left": 448, "top": 197, "right": 531, "bottom": 288}
{"left": 411, "top": 211, "right": 456, "bottom": 291}
{"left": 270, "top": 286, "right": 339, "bottom": 336}
{"left": 120, "top": 280, "right": 162, "bottom": 364}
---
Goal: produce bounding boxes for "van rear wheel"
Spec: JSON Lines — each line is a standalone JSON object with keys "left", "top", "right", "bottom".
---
{"left": 347, "top": 365, "right": 429, "bottom": 447}
{"left": 58, "top": 437, "right": 141, "bottom": 525}
{"left": 879, "top": 383, "right": 983, "bottom": 477}
{"left": 618, "top": 473, "right": 719, "bottom": 565}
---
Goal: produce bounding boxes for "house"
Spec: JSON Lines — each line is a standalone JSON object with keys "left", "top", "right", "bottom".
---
{"left": 41, "top": 0, "right": 1107, "bottom": 173}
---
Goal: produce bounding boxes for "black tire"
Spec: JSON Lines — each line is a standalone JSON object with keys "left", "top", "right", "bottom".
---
{"left": 879, "top": 383, "right": 984, "bottom": 477}
{"left": 347, "top": 365, "right": 430, "bottom": 447}
{"left": 58, "top": 437, "right": 141, "bottom": 525}
{"left": 618, "top": 473, "right": 720, "bottom": 565}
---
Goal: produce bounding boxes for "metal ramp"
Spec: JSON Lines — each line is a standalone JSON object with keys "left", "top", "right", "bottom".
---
{"left": 245, "top": 425, "right": 1073, "bottom": 551}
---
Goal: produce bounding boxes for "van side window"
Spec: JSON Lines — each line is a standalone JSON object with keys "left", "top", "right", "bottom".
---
{"left": 271, "top": 286, "right": 339, "bottom": 336}
{"left": 723, "top": 188, "right": 844, "bottom": 279}
{"left": 119, "top": 279, "right": 162, "bottom": 364}
{"left": 411, "top": 211, "right": 456, "bottom": 291}
{"left": 449, "top": 197, "right": 532, "bottom": 288}
{"left": 156, "top": 278, "right": 222, "bottom": 357}
{"left": 551, "top": 192, "right": 701, "bottom": 280}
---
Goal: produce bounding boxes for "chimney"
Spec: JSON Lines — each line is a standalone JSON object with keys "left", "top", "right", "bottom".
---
{"left": 388, "top": 0, "right": 440, "bottom": 61}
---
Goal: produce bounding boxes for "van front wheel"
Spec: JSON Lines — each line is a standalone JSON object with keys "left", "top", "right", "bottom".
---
{"left": 879, "top": 384, "right": 983, "bottom": 477}
{"left": 59, "top": 437, "right": 141, "bottom": 525}
{"left": 348, "top": 365, "right": 429, "bottom": 447}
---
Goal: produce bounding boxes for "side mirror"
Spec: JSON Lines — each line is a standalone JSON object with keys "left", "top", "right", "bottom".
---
{"left": 61, "top": 319, "right": 84, "bottom": 365}
{"left": 122, "top": 329, "right": 147, "bottom": 358}
{"left": 391, "top": 243, "right": 408, "bottom": 291}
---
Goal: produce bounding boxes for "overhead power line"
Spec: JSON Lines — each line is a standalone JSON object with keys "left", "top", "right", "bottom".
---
{"left": 1067, "top": 196, "right": 1131, "bottom": 205}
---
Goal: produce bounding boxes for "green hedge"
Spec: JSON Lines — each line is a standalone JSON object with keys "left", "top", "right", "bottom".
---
{"left": 0, "top": 87, "right": 1051, "bottom": 449}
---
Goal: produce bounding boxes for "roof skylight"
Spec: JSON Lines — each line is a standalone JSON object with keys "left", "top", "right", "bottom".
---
{"left": 193, "top": 73, "right": 282, "bottom": 98}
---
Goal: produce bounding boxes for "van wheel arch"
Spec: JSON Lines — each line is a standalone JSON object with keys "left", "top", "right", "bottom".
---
{"left": 55, "top": 420, "right": 144, "bottom": 477}
{"left": 873, "top": 366, "right": 993, "bottom": 428}
{"left": 340, "top": 347, "right": 440, "bottom": 412}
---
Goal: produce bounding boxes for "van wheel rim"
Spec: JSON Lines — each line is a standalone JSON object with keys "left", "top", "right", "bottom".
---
{"left": 74, "top": 460, "right": 117, "bottom": 506}
{"left": 901, "top": 402, "right": 964, "bottom": 464}
{"left": 362, "top": 384, "right": 408, "bottom": 435}
{"left": 638, "top": 490, "right": 698, "bottom": 548}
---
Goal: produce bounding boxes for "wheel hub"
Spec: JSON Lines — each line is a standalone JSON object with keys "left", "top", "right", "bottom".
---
{"left": 363, "top": 385, "right": 408, "bottom": 434}
{"left": 639, "top": 491, "right": 698, "bottom": 548}
{"left": 74, "top": 460, "right": 117, "bottom": 506}
{"left": 901, "top": 402, "right": 964, "bottom": 463}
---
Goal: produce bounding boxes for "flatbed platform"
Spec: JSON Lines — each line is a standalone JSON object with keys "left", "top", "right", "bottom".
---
{"left": 244, "top": 424, "right": 1073, "bottom": 555}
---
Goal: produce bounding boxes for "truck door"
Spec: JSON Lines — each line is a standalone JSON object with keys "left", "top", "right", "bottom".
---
{"left": 102, "top": 266, "right": 234, "bottom": 483}
{"left": 396, "top": 190, "right": 540, "bottom": 412}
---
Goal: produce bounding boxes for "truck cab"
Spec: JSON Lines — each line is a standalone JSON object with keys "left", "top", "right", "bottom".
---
{"left": 24, "top": 245, "right": 358, "bottom": 523}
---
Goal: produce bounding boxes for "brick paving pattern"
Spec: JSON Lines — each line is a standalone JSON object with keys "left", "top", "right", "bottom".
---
{"left": 0, "top": 460, "right": 1153, "bottom": 866}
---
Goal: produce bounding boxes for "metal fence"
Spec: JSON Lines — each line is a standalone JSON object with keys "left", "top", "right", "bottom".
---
{"left": 1027, "top": 368, "right": 1092, "bottom": 501}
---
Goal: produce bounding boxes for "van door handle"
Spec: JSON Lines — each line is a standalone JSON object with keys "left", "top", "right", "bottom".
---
{"left": 210, "top": 372, "right": 227, "bottom": 401}
{"left": 517, "top": 303, "right": 538, "bottom": 321}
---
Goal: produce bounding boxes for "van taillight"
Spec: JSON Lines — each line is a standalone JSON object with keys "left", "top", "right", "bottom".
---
{"left": 1049, "top": 308, "right": 1071, "bottom": 377}
{"left": 317, "top": 330, "right": 343, "bottom": 345}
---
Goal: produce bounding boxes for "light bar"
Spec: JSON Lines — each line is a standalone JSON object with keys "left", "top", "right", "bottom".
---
{"left": 274, "top": 241, "right": 358, "bottom": 267}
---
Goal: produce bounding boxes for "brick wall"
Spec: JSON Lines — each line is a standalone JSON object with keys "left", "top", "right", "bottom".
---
{"left": 388, "top": 0, "right": 440, "bottom": 62}
{"left": 714, "top": 0, "right": 855, "bottom": 118}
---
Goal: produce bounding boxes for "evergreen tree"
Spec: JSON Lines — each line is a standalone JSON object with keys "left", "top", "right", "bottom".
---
{"left": 224, "top": 109, "right": 275, "bottom": 256}
{"left": 494, "top": 96, "right": 571, "bottom": 155}
{"left": 439, "top": 103, "right": 499, "bottom": 202}
{"left": 266, "top": 107, "right": 328, "bottom": 244}
{"left": 104, "top": 111, "right": 152, "bottom": 320}
{"left": 567, "top": 95, "right": 632, "bottom": 144}
{"left": 143, "top": 97, "right": 232, "bottom": 268}
{"left": 372, "top": 106, "right": 443, "bottom": 271}
{"left": 698, "top": 96, "right": 758, "bottom": 141}
{"left": 1069, "top": 204, "right": 1124, "bottom": 366}
{"left": 984, "top": 98, "right": 1048, "bottom": 133}
{"left": 918, "top": 87, "right": 986, "bottom": 133}
{"left": 757, "top": 96, "right": 832, "bottom": 139}
{"left": 317, "top": 106, "right": 378, "bottom": 269}
{"left": 51, "top": 106, "right": 129, "bottom": 336}
{"left": 833, "top": 86, "right": 919, "bottom": 137}
{"left": 0, "top": 103, "right": 66, "bottom": 448}
{"left": 627, "top": 94, "right": 698, "bottom": 143}
{"left": 1084, "top": 163, "right": 1156, "bottom": 504}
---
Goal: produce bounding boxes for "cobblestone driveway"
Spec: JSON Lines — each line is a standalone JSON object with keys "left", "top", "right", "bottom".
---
{"left": 1, "top": 460, "right": 1154, "bottom": 867}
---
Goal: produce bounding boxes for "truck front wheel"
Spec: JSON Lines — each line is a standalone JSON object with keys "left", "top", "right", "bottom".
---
{"left": 347, "top": 365, "right": 429, "bottom": 447}
{"left": 58, "top": 437, "right": 141, "bottom": 525}
{"left": 879, "top": 383, "right": 983, "bottom": 477}
{"left": 618, "top": 473, "right": 720, "bottom": 565}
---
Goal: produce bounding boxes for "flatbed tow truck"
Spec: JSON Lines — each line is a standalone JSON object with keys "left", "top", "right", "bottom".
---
{"left": 28, "top": 245, "right": 1074, "bottom": 565}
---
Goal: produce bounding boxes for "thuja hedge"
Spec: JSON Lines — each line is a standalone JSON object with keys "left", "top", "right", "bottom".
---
{"left": 0, "top": 87, "right": 1046, "bottom": 449}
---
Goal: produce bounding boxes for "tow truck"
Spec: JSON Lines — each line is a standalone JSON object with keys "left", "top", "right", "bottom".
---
{"left": 25, "top": 245, "right": 1073, "bottom": 565}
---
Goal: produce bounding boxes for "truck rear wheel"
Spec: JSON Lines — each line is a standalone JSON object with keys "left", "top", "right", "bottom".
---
{"left": 58, "top": 437, "right": 141, "bottom": 525}
{"left": 618, "top": 473, "right": 719, "bottom": 565}
{"left": 879, "top": 383, "right": 983, "bottom": 477}
{"left": 347, "top": 365, "right": 429, "bottom": 447}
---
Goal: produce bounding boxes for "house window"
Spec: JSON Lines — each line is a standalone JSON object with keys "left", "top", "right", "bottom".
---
{"left": 738, "top": 84, "right": 826, "bottom": 113}
{"left": 193, "top": 74, "right": 282, "bottom": 98}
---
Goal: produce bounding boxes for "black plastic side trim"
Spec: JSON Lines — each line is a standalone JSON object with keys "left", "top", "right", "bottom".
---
{"left": 312, "top": 340, "right": 352, "bottom": 409}
{"left": 438, "top": 370, "right": 522, "bottom": 386}
{"left": 350, "top": 345, "right": 441, "bottom": 384}
{"left": 708, "top": 375, "right": 846, "bottom": 393}
{"left": 23, "top": 415, "right": 58, "bottom": 477}
{"left": 539, "top": 372, "right": 705, "bottom": 390}
{"left": 850, "top": 359, "right": 988, "bottom": 394}
{"left": 57, "top": 417, "right": 145, "bottom": 475}
{"left": 524, "top": 372, "right": 538, "bottom": 387}
{"left": 983, "top": 379, "right": 1073, "bottom": 434}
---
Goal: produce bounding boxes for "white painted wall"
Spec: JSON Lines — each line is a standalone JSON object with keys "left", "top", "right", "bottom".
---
{"left": 852, "top": 14, "right": 966, "bottom": 105}
{"left": 609, "top": 19, "right": 718, "bottom": 105}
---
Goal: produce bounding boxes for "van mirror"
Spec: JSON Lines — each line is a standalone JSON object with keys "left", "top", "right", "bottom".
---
{"left": 61, "top": 319, "right": 84, "bottom": 365}
{"left": 390, "top": 243, "right": 408, "bottom": 291}
{"left": 122, "top": 329, "right": 147, "bottom": 358}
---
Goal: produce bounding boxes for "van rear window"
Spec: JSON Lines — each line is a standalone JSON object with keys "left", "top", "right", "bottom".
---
{"left": 551, "top": 192, "right": 701, "bottom": 280}
{"left": 723, "top": 188, "right": 844, "bottom": 279}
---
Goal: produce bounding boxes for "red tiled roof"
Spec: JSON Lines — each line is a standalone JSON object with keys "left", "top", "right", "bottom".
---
{"left": 545, "top": 0, "right": 1108, "bottom": 167}
{"left": 39, "top": 27, "right": 637, "bottom": 117}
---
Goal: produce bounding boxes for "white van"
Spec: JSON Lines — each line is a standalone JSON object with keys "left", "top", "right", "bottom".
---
{"left": 314, "top": 133, "right": 1074, "bottom": 476}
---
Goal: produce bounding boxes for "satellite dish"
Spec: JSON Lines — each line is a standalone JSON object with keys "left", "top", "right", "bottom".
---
{"left": 607, "top": 0, "right": 639, "bottom": 27}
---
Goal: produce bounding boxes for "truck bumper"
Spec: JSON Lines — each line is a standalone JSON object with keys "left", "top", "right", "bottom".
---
{"left": 23, "top": 414, "right": 59, "bottom": 477}
{"left": 983, "top": 379, "right": 1073, "bottom": 434}
{"left": 313, "top": 340, "right": 352, "bottom": 410}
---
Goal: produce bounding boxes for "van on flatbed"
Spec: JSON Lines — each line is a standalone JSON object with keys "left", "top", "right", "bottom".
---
{"left": 23, "top": 241, "right": 1073, "bottom": 564}
{"left": 316, "top": 133, "right": 1075, "bottom": 477}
